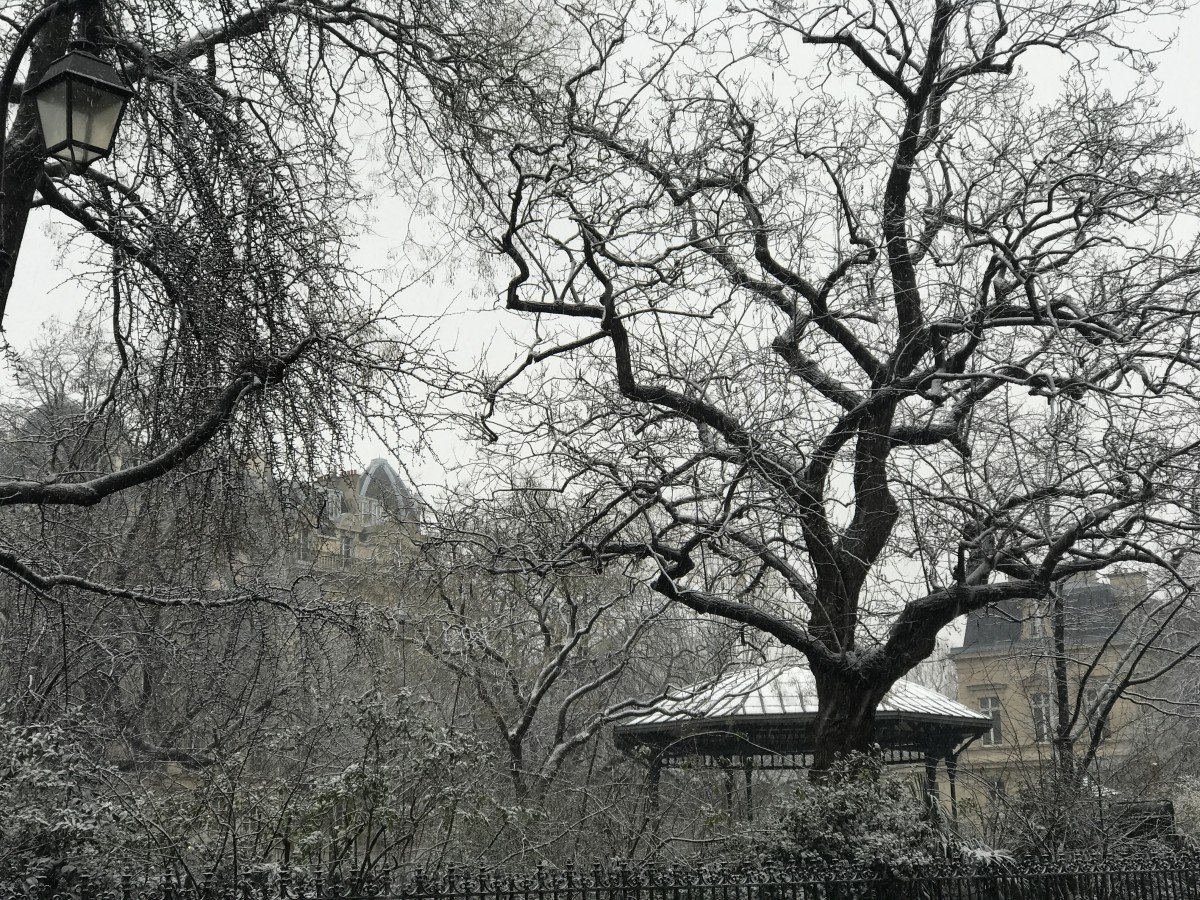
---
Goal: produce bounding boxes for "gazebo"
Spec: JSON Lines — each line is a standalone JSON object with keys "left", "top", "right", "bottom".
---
{"left": 613, "top": 661, "right": 991, "bottom": 818}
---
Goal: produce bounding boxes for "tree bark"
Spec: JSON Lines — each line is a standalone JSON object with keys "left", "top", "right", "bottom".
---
{"left": 810, "top": 664, "right": 889, "bottom": 772}
{"left": 0, "top": 9, "right": 73, "bottom": 322}
{"left": 507, "top": 737, "right": 528, "bottom": 801}
{"left": 1051, "top": 586, "right": 1076, "bottom": 782}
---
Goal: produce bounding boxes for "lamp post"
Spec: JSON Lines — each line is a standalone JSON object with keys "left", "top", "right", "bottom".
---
{"left": 0, "top": 3, "right": 134, "bottom": 330}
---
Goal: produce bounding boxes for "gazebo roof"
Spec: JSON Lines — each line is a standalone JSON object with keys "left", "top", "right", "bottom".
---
{"left": 613, "top": 661, "right": 990, "bottom": 768}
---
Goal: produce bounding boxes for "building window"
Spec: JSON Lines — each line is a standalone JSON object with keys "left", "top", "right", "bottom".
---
{"left": 340, "top": 534, "right": 353, "bottom": 567}
{"left": 295, "top": 532, "right": 314, "bottom": 563}
{"left": 1027, "top": 603, "right": 1045, "bottom": 639}
{"left": 1031, "top": 692, "right": 1053, "bottom": 744}
{"left": 360, "top": 496, "right": 383, "bottom": 525}
{"left": 986, "top": 778, "right": 1006, "bottom": 802}
{"left": 323, "top": 488, "right": 344, "bottom": 522}
{"left": 979, "top": 696, "right": 1003, "bottom": 746}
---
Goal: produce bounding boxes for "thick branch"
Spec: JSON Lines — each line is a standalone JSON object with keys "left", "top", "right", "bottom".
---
{"left": 0, "top": 339, "right": 314, "bottom": 507}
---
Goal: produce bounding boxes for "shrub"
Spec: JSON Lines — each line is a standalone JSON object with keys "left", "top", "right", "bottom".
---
{"left": 0, "top": 722, "right": 123, "bottom": 893}
{"left": 719, "top": 752, "right": 941, "bottom": 870}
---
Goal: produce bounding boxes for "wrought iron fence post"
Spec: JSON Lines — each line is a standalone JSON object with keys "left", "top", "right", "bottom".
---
{"left": 47, "top": 852, "right": 1200, "bottom": 900}
{"left": 564, "top": 863, "right": 576, "bottom": 900}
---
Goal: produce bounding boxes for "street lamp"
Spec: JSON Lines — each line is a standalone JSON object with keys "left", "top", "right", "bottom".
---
{"left": 0, "top": 4, "right": 137, "bottom": 329}
{"left": 27, "top": 46, "right": 134, "bottom": 170}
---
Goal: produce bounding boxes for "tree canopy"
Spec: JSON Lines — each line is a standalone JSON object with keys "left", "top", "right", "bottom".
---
{"left": 0, "top": 0, "right": 556, "bottom": 608}
{"left": 460, "top": 0, "right": 1200, "bottom": 763}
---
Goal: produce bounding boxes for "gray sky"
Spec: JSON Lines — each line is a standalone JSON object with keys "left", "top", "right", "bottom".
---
{"left": 5, "top": 6, "right": 1198, "bottom": 657}
{"left": 6, "top": 4, "right": 1200, "bottom": 486}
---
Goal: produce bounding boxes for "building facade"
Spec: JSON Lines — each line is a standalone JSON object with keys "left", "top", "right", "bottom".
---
{"left": 287, "top": 457, "right": 421, "bottom": 596}
{"left": 950, "top": 573, "right": 1151, "bottom": 821}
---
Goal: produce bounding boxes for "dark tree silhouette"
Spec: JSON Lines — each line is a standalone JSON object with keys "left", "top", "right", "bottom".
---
{"left": 463, "top": 0, "right": 1200, "bottom": 766}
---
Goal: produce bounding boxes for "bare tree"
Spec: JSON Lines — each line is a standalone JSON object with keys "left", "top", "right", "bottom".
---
{"left": 406, "top": 487, "right": 732, "bottom": 862}
{"left": 459, "top": 0, "right": 1200, "bottom": 766}
{"left": 0, "top": 0, "right": 560, "bottom": 614}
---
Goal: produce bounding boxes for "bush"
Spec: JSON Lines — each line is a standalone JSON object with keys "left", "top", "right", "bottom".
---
{"left": 718, "top": 753, "right": 941, "bottom": 870}
{"left": 0, "top": 722, "right": 123, "bottom": 893}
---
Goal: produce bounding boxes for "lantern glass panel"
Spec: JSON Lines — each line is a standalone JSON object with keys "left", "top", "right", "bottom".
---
{"left": 34, "top": 82, "right": 68, "bottom": 151}
{"left": 62, "top": 145, "right": 103, "bottom": 167}
{"left": 71, "top": 81, "right": 124, "bottom": 156}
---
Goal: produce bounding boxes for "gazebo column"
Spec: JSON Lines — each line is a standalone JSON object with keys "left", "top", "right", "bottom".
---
{"left": 646, "top": 750, "right": 663, "bottom": 836}
{"left": 719, "top": 757, "right": 736, "bottom": 816}
{"left": 743, "top": 757, "right": 754, "bottom": 822}
{"left": 947, "top": 750, "right": 959, "bottom": 823}
{"left": 923, "top": 751, "right": 941, "bottom": 820}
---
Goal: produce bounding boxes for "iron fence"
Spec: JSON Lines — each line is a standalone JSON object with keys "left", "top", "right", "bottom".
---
{"left": 9, "top": 859, "right": 1200, "bottom": 900}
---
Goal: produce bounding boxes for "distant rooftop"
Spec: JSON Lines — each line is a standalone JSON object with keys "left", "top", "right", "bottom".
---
{"left": 957, "top": 573, "right": 1146, "bottom": 654}
{"left": 359, "top": 457, "right": 419, "bottom": 519}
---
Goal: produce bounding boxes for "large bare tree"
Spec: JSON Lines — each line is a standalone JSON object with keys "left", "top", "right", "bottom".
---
{"left": 462, "top": 0, "right": 1200, "bottom": 766}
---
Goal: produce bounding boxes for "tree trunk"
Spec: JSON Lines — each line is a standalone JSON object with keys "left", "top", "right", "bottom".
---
{"left": 1050, "top": 586, "right": 1076, "bottom": 782}
{"left": 811, "top": 665, "right": 888, "bottom": 773}
{"left": 0, "top": 10, "right": 74, "bottom": 320}
{"left": 508, "top": 737, "right": 529, "bottom": 801}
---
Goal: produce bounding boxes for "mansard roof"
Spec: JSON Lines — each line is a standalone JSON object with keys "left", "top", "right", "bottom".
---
{"left": 957, "top": 578, "right": 1136, "bottom": 654}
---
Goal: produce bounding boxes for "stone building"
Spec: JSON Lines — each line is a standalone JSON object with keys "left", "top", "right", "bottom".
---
{"left": 950, "top": 572, "right": 1154, "bottom": 819}
{"left": 289, "top": 457, "right": 421, "bottom": 584}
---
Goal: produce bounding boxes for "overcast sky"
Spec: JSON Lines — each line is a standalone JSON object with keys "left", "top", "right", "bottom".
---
{"left": 7, "top": 4, "right": 1200, "bottom": 491}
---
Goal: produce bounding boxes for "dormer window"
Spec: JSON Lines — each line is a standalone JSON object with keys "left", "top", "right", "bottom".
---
{"left": 322, "top": 489, "right": 344, "bottom": 522}
{"left": 360, "top": 496, "right": 383, "bottom": 525}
